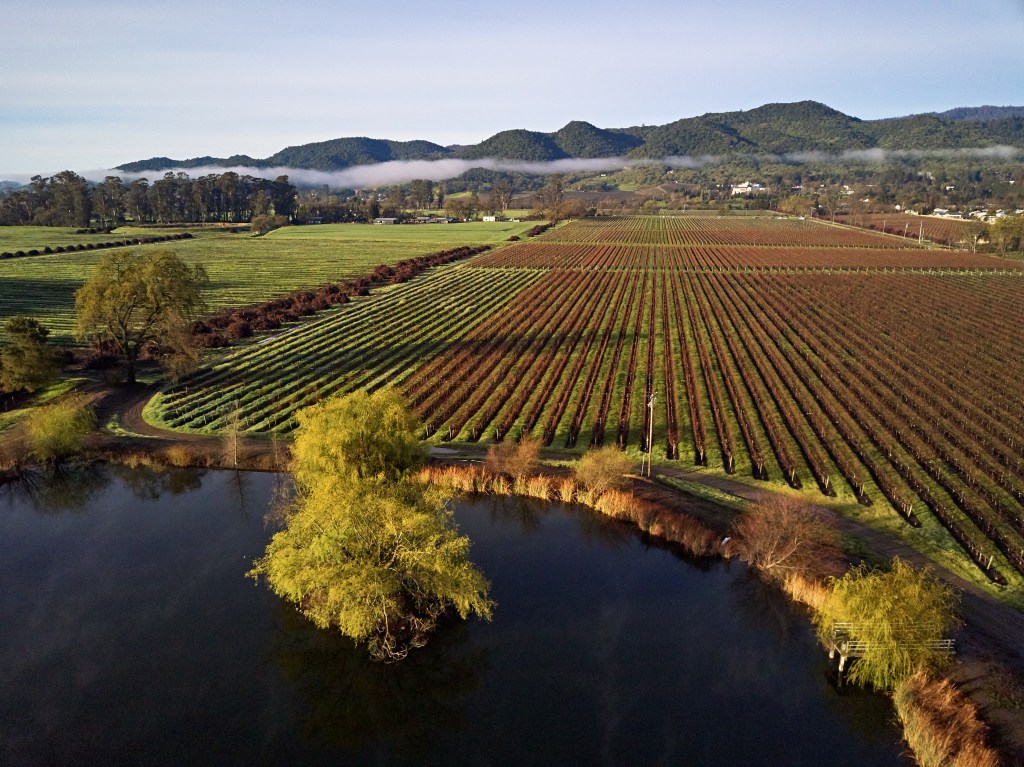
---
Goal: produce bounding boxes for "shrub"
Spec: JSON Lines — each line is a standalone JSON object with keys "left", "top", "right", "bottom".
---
{"left": 24, "top": 396, "right": 95, "bottom": 462}
{"left": 574, "top": 446, "right": 634, "bottom": 496}
{"left": 732, "top": 494, "right": 842, "bottom": 584}
{"left": 485, "top": 436, "right": 542, "bottom": 479}
{"left": 163, "top": 445, "right": 196, "bottom": 467}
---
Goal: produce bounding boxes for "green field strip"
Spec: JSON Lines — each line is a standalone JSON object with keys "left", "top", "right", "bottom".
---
{"left": 671, "top": 269, "right": 723, "bottom": 468}
{"left": 689, "top": 273, "right": 775, "bottom": 481}
{"left": 538, "top": 270, "right": 625, "bottom": 448}
{"left": 168, "top": 269, "right": 542, "bottom": 431}
{"left": 622, "top": 270, "right": 656, "bottom": 452}
{"left": 0, "top": 222, "right": 536, "bottom": 342}
{"left": 157, "top": 268, "right": 487, "bottom": 411}
{"left": 777, "top": 273, "right": 1024, "bottom": 519}
{"left": 567, "top": 270, "right": 637, "bottom": 450}
{"left": 711, "top": 273, "right": 851, "bottom": 497}
{"left": 697, "top": 273, "right": 810, "bottom": 487}
{"left": 774, "top": 281, "right": 1012, "bottom": 581}
{"left": 473, "top": 270, "right": 618, "bottom": 446}
{"left": 148, "top": 267, "right": 545, "bottom": 432}
{"left": 595, "top": 270, "right": 645, "bottom": 448}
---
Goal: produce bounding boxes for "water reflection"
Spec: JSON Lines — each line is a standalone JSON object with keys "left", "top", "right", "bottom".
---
{"left": 0, "top": 463, "right": 110, "bottom": 513}
{"left": 271, "top": 604, "right": 487, "bottom": 758}
{"left": 483, "top": 493, "right": 545, "bottom": 534}
{"left": 108, "top": 463, "right": 206, "bottom": 500}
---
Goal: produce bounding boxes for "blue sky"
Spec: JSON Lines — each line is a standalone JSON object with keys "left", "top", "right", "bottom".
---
{"left": 2, "top": 0, "right": 1022, "bottom": 175}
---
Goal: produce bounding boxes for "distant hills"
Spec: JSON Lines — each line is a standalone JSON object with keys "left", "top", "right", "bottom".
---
{"left": 117, "top": 101, "right": 1024, "bottom": 174}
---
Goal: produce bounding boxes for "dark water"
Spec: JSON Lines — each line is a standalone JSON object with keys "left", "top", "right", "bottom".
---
{"left": 0, "top": 466, "right": 910, "bottom": 766}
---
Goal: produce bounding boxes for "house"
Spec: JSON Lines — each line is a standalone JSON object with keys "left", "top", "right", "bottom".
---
{"left": 730, "top": 182, "right": 765, "bottom": 196}
{"left": 372, "top": 217, "right": 398, "bottom": 225}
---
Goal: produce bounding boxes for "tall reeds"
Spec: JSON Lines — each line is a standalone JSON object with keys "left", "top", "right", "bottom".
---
{"left": 893, "top": 671, "right": 1001, "bottom": 767}
{"left": 416, "top": 464, "right": 719, "bottom": 558}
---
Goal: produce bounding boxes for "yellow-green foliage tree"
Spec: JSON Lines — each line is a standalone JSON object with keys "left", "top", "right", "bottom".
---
{"left": 290, "top": 389, "right": 423, "bottom": 485}
{"left": 75, "top": 249, "right": 208, "bottom": 383}
{"left": 24, "top": 396, "right": 95, "bottom": 463}
{"left": 574, "top": 446, "right": 634, "bottom": 496}
{"left": 814, "top": 558, "right": 960, "bottom": 690}
{"left": 249, "top": 390, "right": 492, "bottom": 661}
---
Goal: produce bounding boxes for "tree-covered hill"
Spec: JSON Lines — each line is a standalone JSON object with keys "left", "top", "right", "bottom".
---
{"left": 454, "top": 129, "right": 568, "bottom": 162}
{"left": 932, "top": 106, "right": 1024, "bottom": 121}
{"left": 264, "top": 138, "right": 450, "bottom": 170}
{"left": 116, "top": 100, "right": 1024, "bottom": 173}
{"left": 551, "top": 121, "right": 644, "bottom": 158}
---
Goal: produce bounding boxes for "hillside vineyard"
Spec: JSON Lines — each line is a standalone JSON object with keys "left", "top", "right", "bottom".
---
{"left": 150, "top": 216, "right": 1024, "bottom": 586}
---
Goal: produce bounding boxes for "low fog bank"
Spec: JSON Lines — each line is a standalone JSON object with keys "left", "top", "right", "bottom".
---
{"left": 3, "top": 146, "right": 1019, "bottom": 188}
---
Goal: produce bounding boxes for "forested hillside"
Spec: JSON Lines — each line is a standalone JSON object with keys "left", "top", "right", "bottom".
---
{"left": 116, "top": 101, "right": 1024, "bottom": 173}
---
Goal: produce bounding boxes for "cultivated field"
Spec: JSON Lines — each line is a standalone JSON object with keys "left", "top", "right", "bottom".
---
{"left": 834, "top": 213, "right": 981, "bottom": 247}
{"left": 0, "top": 222, "right": 535, "bottom": 339}
{"left": 148, "top": 215, "right": 1024, "bottom": 589}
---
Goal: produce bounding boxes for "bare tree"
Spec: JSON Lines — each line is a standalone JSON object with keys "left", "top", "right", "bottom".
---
{"left": 732, "top": 495, "right": 842, "bottom": 583}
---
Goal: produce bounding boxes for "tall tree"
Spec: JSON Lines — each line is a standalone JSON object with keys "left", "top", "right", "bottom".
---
{"left": 75, "top": 249, "right": 208, "bottom": 383}
{"left": 491, "top": 177, "right": 514, "bottom": 211}
{"left": 536, "top": 174, "right": 564, "bottom": 218}
{"left": 91, "top": 176, "right": 126, "bottom": 227}
{"left": 270, "top": 175, "right": 297, "bottom": 219}
{"left": 0, "top": 316, "right": 62, "bottom": 393}
{"left": 126, "top": 179, "right": 152, "bottom": 223}
{"left": 48, "top": 170, "right": 92, "bottom": 227}
{"left": 248, "top": 391, "right": 492, "bottom": 660}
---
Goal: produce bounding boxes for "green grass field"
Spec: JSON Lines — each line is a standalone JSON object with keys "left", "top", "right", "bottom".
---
{"left": 0, "top": 224, "right": 241, "bottom": 253}
{"left": 0, "top": 221, "right": 537, "bottom": 340}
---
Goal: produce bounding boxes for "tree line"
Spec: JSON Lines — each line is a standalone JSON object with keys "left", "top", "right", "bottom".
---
{"left": 0, "top": 171, "right": 298, "bottom": 227}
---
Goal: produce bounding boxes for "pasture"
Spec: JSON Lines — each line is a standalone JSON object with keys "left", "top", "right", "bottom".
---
{"left": 0, "top": 221, "right": 536, "bottom": 339}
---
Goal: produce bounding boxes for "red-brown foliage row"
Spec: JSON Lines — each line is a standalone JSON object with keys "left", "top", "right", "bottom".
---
{"left": 0, "top": 233, "right": 193, "bottom": 260}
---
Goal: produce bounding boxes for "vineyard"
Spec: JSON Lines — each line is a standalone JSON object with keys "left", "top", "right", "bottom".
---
{"left": 147, "top": 215, "right": 1024, "bottom": 588}
{"left": 834, "top": 213, "right": 982, "bottom": 247}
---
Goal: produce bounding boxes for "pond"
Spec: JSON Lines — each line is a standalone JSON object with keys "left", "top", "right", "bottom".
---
{"left": 0, "top": 466, "right": 910, "bottom": 765}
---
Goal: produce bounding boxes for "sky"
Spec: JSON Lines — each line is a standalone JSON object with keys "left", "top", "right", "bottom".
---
{"left": 2, "top": 0, "right": 1023, "bottom": 177}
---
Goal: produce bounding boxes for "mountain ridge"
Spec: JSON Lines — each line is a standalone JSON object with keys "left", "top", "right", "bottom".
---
{"left": 116, "top": 101, "right": 1024, "bottom": 173}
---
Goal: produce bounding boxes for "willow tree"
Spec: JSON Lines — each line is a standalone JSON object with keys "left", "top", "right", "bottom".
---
{"left": 814, "top": 558, "right": 960, "bottom": 690}
{"left": 74, "top": 249, "right": 207, "bottom": 383}
{"left": 249, "top": 390, "right": 493, "bottom": 661}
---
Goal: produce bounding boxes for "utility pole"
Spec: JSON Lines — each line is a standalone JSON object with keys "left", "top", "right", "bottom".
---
{"left": 645, "top": 393, "right": 656, "bottom": 478}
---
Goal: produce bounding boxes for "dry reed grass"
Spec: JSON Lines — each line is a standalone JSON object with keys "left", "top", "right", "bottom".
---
{"left": 557, "top": 477, "right": 577, "bottom": 504}
{"left": 894, "top": 671, "right": 1001, "bottom": 767}
{"left": 418, "top": 464, "right": 719, "bottom": 558}
{"left": 163, "top": 445, "right": 196, "bottom": 467}
{"left": 782, "top": 573, "right": 831, "bottom": 612}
